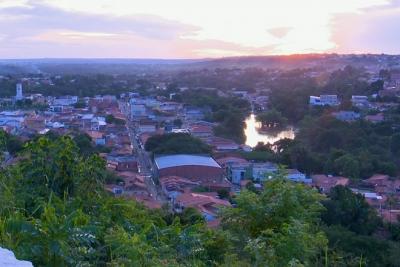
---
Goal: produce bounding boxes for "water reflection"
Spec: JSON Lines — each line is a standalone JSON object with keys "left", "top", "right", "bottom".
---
{"left": 244, "top": 114, "right": 295, "bottom": 147}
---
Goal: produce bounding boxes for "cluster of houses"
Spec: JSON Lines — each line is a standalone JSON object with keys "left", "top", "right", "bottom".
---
{"left": 151, "top": 153, "right": 315, "bottom": 226}
{"left": 2, "top": 66, "right": 400, "bottom": 226}
{"left": 127, "top": 94, "right": 241, "bottom": 152}
{"left": 0, "top": 84, "right": 163, "bottom": 207}
{"left": 354, "top": 174, "right": 400, "bottom": 223}
{"left": 308, "top": 93, "right": 398, "bottom": 124}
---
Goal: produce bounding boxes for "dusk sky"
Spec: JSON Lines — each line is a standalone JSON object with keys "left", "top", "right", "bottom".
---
{"left": 1, "top": 0, "right": 400, "bottom": 58}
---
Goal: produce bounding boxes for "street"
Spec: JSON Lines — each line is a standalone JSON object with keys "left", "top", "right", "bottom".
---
{"left": 119, "top": 101, "right": 163, "bottom": 201}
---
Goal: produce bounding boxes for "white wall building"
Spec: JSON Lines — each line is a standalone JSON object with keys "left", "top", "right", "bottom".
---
{"left": 310, "top": 95, "right": 340, "bottom": 106}
{"left": 16, "top": 83, "right": 23, "bottom": 100}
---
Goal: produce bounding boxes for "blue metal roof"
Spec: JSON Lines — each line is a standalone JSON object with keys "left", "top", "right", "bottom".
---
{"left": 155, "top": 154, "right": 221, "bottom": 169}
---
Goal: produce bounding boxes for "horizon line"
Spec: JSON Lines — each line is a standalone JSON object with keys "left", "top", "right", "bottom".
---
{"left": 0, "top": 52, "right": 399, "bottom": 62}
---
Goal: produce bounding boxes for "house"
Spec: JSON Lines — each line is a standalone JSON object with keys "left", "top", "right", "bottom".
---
{"left": 0, "top": 113, "right": 25, "bottom": 129}
{"left": 311, "top": 175, "right": 349, "bottom": 193}
{"left": 365, "top": 113, "right": 384, "bottom": 123}
{"left": 52, "top": 96, "right": 78, "bottom": 106}
{"left": 90, "top": 116, "right": 107, "bottom": 131}
{"left": 363, "top": 174, "right": 400, "bottom": 195}
{"left": 86, "top": 131, "right": 106, "bottom": 146}
{"left": 351, "top": 95, "right": 369, "bottom": 107}
{"left": 232, "top": 90, "right": 248, "bottom": 98}
{"left": 175, "top": 192, "right": 231, "bottom": 224}
{"left": 287, "top": 169, "right": 311, "bottom": 183}
{"left": 379, "top": 87, "right": 400, "bottom": 98}
{"left": 107, "top": 155, "right": 138, "bottom": 172}
{"left": 130, "top": 104, "right": 147, "bottom": 117}
{"left": 185, "top": 107, "right": 205, "bottom": 121}
{"left": 118, "top": 172, "right": 148, "bottom": 193}
{"left": 45, "top": 121, "right": 65, "bottom": 129}
{"left": 216, "top": 156, "right": 249, "bottom": 168}
{"left": 216, "top": 156, "right": 250, "bottom": 185}
{"left": 207, "top": 137, "right": 239, "bottom": 151}
{"left": 189, "top": 124, "right": 213, "bottom": 138}
{"left": 310, "top": 95, "right": 339, "bottom": 106}
{"left": 49, "top": 105, "right": 73, "bottom": 113}
{"left": 227, "top": 163, "right": 251, "bottom": 184}
{"left": 160, "top": 175, "right": 200, "bottom": 200}
{"left": 332, "top": 111, "right": 360, "bottom": 122}
{"left": 138, "top": 120, "right": 157, "bottom": 133}
{"left": 158, "top": 102, "right": 182, "bottom": 113}
{"left": 252, "top": 162, "right": 278, "bottom": 182}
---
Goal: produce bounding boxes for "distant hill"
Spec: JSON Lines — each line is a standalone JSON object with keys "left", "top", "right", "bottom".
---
{"left": 1, "top": 54, "right": 399, "bottom": 75}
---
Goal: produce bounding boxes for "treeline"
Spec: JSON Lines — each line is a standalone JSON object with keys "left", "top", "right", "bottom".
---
{"left": 248, "top": 113, "right": 400, "bottom": 178}
{"left": 0, "top": 75, "right": 136, "bottom": 97}
{"left": 265, "top": 66, "right": 388, "bottom": 124}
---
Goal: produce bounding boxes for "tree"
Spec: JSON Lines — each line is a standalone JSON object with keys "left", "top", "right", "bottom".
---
{"left": 73, "top": 133, "right": 94, "bottom": 156}
{"left": 145, "top": 133, "right": 211, "bottom": 155}
{"left": 179, "top": 207, "right": 205, "bottom": 225}
{"left": 333, "top": 154, "right": 360, "bottom": 179}
{"left": 391, "top": 133, "right": 400, "bottom": 155}
{"left": 217, "top": 189, "right": 230, "bottom": 200}
{"left": 322, "top": 186, "right": 381, "bottom": 235}
{"left": 221, "top": 171, "right": 327, "bottom": 266}
{"left": 172, "top": 119, "right": 182, "bottom": 128}
{"left": 105, "top": 114, "right": 126, "bottom": 125}
{"left": 256, "top": 109, "right": 288, "bottom": 128}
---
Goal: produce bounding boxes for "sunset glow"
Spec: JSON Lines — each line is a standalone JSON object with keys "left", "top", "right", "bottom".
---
{"left": 0, "top": 0, "right": 399, "bottom": 58}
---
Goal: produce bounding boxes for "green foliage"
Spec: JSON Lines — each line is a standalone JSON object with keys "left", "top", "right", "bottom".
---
{"left": 283, "top": 115, "right": 399, "bottom": 176}
{"left": 145, "top": 133, "right": 211, "bottom": 155}
{"left": 217, "top": 189, "right": 230, "bottom": 200}
{"left": 256, "top": 109, "right": 288, "bottom": 128}
{"left": 0, "top": 136, "right": 227, "bottom": 266}
{"left": 322, "top": 186, "right": 381, "bottom": 235}
{"left": 391, "top": 132, "right": 400, "bottom": 155}
{"left": 323, "top": 225, "right": 400, "bottom": 267}
{"left": 220, "top": 172, "right": 327, "bottom": 266}
{"left": 178, "top": 89, "right": 250, "bottom": 143}
{"left": 178, "top": 207, "right": 205, "bottom": 225}
{"left": 192, "top": 186, "right": 211, "bottom": 193}
{"left": 2, "top": 136, "right": 397, "bottom": 266}
{"left": 0, "top": 130, "right": 23, "bottom": 155}
{"left": 105, "top": 114, "right": 126, "bottom": 125}
{"left": 332, "top": 154, "right": 360, "bottom": 179}
{"left": 73, "top": 100, "right": 86, "bottom": 108}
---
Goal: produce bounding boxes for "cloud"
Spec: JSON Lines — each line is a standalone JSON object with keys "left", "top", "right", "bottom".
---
{"left": 330, "top": 0, "right": 400, "bottom": 54}
{"left": 0, "top": 0, "right": 399, "bottom": 58}
{"left": 0, "top": 0, "right": 283, "bottom": 58}
{"left": 0, "top": 1, "right": 199, "bottom": 41}
{"left": 267, "top": 27, "right": 292, "bottom": 39}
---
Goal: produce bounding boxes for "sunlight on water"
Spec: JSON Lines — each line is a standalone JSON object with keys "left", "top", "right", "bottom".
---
{"left": 244, "top": 114, "right": 295, "bottom": 147}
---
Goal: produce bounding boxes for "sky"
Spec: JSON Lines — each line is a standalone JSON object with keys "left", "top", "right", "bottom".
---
{"left": 0, "top": 0, "right": 399, "bottom": 58}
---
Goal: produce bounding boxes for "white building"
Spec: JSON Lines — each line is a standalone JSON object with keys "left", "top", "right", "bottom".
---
{"left": 252, "top": 162, "right": 278, "bottom": 182}
{"left": 310, "top": 95, "right": 340, "bottom": 106}
{"left": 15, "top": 83, "right": 23, "bottom": 101}
{"left": 53, "top": 96, "right": 78, "bottom": 106}
{"left": 351, "top": 95, "right": 369, "bottom": 107}
{"left": 332, "top": 111, "right": 361, "bottom": 122}
{"left": 131, "top": 104, "right": 147, "bottom": 117}
{"left": 287, "top": 169, "right": 311, "bottom": 183}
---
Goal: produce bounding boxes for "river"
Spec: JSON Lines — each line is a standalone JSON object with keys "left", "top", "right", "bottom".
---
{"left": 244, "top": 114, "right": 295, "bottom": 147}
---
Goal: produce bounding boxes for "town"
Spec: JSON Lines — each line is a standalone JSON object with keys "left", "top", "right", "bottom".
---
{"left": 1, "top": 54, "right": 400, "bottom": 266}
{"left": 1, "top": 55, "right": 400, "bottom": 227}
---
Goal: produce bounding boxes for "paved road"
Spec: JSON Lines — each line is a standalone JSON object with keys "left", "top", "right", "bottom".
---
{"left": 119, "top": 101, "right": 163, "bottom": 201}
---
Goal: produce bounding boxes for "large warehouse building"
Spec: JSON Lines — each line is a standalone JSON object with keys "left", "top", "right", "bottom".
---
{"left": 154, "top": 154, "right": 224, "bottom": 183}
